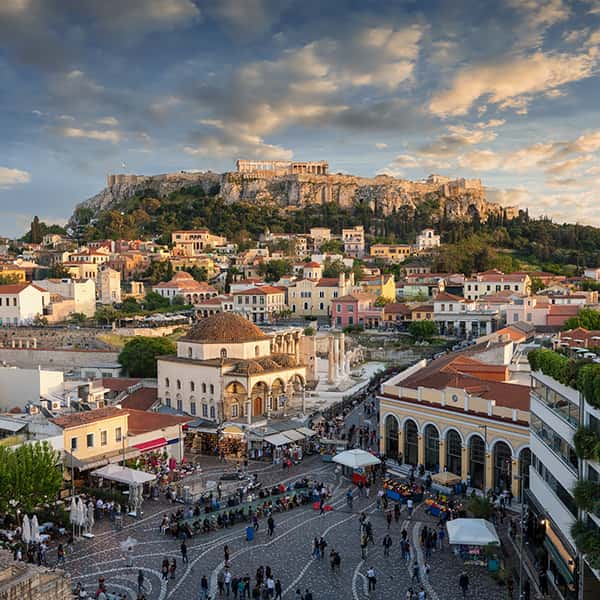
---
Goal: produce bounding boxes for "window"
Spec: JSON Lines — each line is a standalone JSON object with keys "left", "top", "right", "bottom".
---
{"left": 70, "top": 437, "right": 78, "bottom": 451}
{"left": 319, "top": 302, "right": 324, "bottom": 310}
{"left": 210, "top": 406, "right": 215, "bottom": 418}
{"left": 201, "top": 383, "right": 206, "bottom": 393}
{"left": 237, "top": 296, "right": 242, "bottom": 304}
{"left": 86, "top": 433, "right": 94, "bottom": 448}
{"left": 188, "top": 347, "right": 193, "bottom": 358}
{"left": 165, "top": 378, "right": 170, "bottom": 388}
{"left": 319, "top": 291, "right": 324, "bottom": 298}
{"left": 177, "top": 397, "right": 182, "bottom": 411}
{"left": 210, "top": 384, "right": 214, "bottom": 394}
{"left": 202, "top": 404, "right": 208, "bottom": 417}
{"left": 100, "top": 431, "right": 107, "bottom": 446}
{"left": 190, "top": 381, "right": 195, "bottom": 392}
{"left": 165, "top": 396, "right": 171, "bottom": 407}
{"left": 231, "top": 404, "right": 239, "bottom": 417}
{"left": 336, "top": 304, "right": 341, "bottom": 313}
{"left": 532, "top": 454, "right": 577, "bottom": 516}
{"left": 176, "top": 379, "right": 181, "bottom": 390}
{"left": 347, "top": 305, "right": 354, "bottom": 313}
{"left": 532, "top": 377, "right": 579, "bottom": 426}
{"left": 190, "top": 402, "right": 196, "bottom": 415}
{"left": 220, "top": 348, "right": 227, "bottom": 359}
{"left": 531, "top": 413, "right": 578, "bottom": 471}
{"left": 115, "top": 427, "right": 122, "bottom": 442}
{"left": 255, "top": 345, "right": 260, "bottom": 357}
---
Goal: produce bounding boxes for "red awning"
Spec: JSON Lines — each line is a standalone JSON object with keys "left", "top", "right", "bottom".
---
{"left": 133, "top": 437, "right": 167, "bottom": 452}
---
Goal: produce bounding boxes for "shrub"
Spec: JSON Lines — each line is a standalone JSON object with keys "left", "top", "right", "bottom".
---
{"left": 573, "top": 480, "right": 600, "bottom": 515}
{"left": 573, "top": 426, "right": 600, "bottom": 461}
{"left": 467, "top": 496, "right": 493, "bottom": 519}
{"left": 572, "top": 520, "right": 600, "bottom": 569}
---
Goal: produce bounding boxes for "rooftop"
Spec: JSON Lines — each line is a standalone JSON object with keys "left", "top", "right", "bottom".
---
{"left": 51, "top": 406, "right": 127, "bottom": 429}
{"left": 126, "top": 408, "right": 191, "bottom": 435}
{"left": 120, "top": 387, "right": 159, "bottom": 411}
{"left": 181, "top": 312, "right": 268, "bottom": 343}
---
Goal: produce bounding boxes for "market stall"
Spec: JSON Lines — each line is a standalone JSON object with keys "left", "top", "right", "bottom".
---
{"left": 383, "top": 478, "right": 424, "bottom": 503}
{"left": 447, "top": 518, "right": 500, "bottom": 565}
{"left": 333, "top": 449, "right": 380, "bottom": 484}
{"left": 431, "top": 471, "right": 462, "bottom": 495}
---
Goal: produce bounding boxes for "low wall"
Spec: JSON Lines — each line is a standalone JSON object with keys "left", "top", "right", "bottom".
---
{"left": 0, "top": 348, "right": 119, "bottom": 370}
{"left": 114, "top": 326, "right": 182, "bottom": 337}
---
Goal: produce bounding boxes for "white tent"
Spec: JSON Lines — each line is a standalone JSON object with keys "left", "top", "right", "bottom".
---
{"left": 21, "top": 514, "right": 31, "bottom": 545}
{"left": 30, "top": 515, "right": 40, "bottom": 544}
{"left": 282, "top": 430, "right": 305, "bottom": 442}
{"left": 446, "top": 518, "right": 500, "bottom": 546}
{"left": 332, "top": 449, "right": 381, "bottom": 469}
{"left": 91, "top": 464, "right": 156, "bottom": 486}
{"left": 264, "top": 433, "right": 291, "bottom": 447}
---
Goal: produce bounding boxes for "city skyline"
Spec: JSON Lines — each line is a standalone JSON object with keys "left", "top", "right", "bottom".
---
{"left": 2, "top": 0, "right": 600, "bottom": 236}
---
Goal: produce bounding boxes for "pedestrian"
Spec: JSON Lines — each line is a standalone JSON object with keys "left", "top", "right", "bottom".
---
{"left": 274, "top": 579, "right": 283, "bottom": 600}
{"left": 418, "top": 585, "right": 426, "bottom": 599}
{"left": 360, "top": 534, "right": 368, "bottom": 559}
{"left": 137, "top": 569, "right": 144, "bottom": 595}
{"left": 386, "top": 510, "right": 393, "bottom": 529}
{"left": 394, "top": 502, "right": 401, "bottom": 523}
{"left": 459, "top": 571, "right": 469, "bottom": 598}
{"left": 267, "top": 516, "right": 275, "bottom": 537}
{"left": 232, "top": 576, "right": 239, "bottom": 599}
{"left": 382, "top": 533, "right": 392, "bottom": 557}
{"left": 200, "top": 574, "right": 209, "bottom": 599}
{"left": 412, "top": 561, "right": 420, "bottom": 583}
{"left": 253, "top": 512, "right": 259, "bottom": 531}
{"left": 318, "top": 536, "right": 327, "bottom": 560}
{"left": 405, "top": 540, "right": 411, "bottom": 561}
{"left": 366, "top": 567, "right": 376, "bottom": 592}
{"left": 437, "top": 526, "right": 445, "bottom": 549}
{"left": 181, "top": 540, "right": 188, "bottom": 564}
{"left": 407, "top": 498, "right": 414, "bottom": 517}
{"left": 56, "top": 544, "right": 65, "bottom": 566}
{"left": 170, "top": 558, "right": 176, "bottom": 579}
{"left": 161, "top": 559, "right": 169, "bottom": 581}
{"left": 312, "top": 536, "right": 320, "bottom": 560}
{"left": 217, "top": 571, "right": 225, "bottom": 596}
{"left": 266, "top": 576, "right": 274, "bottom": 598}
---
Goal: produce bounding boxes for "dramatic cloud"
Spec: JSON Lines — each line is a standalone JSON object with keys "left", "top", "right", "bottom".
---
{"left": 0, "top": 167, "right": 31, "bottom": 188}
{"left": 429, "top": 50, "right": 597, "bottom": 116}
{"left": 507, "top": 0, "right": 570, "bottom": 29}
{"left": 55, "top": 127, "right": 122, "bottom": 143}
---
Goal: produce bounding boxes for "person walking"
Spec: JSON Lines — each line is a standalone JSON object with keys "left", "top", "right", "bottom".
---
{"left": 267, "top": 516, "right": 275, "bottom": 538}
{"left": 274, "top": 579, "right": 283, "bottom": 600}
{"left": 200, "top": 574, "right": 209, "bottom": 599}
{"left": 224, "top": 544, "right": 230, "bottom": 566}
{"left": 382, "top": 533, "right": 392, "bottom": 557}
{"left": 137, "top": 569, "right": 144, "bottom": 595}
{"left": 360, "top": 534, "right": 368, "bottom": 559}
{"left": 386, "top": 510, "right": 393, "bottom": 529}
{"left": 56, "top": 544, "right": 65, "bottom": 566}
{"left": 412, "top": 561, "right": 420, "bottom": 584}
{"left": 224, "top": 568, "right": 232, "bottom": 597}
{"left": 312, "top": 536, "right": 320, "bottom": 560}
{"left": 394, "top": 502, "right": 401, "bottom": 523}
{"left": 366, "top": 567, "right": 376, "bottom": 592}
{"left": 181, "top": 540, "right": 188, "bottom": 564}
{"left": 437, "top": 525, "right": 445, "bottom": 549}
{"left": 217, "top": 571, "right": 225, "bottom": 596}
{"left": 459, "top": 571, "right": 469, "bottom": 598}
{"left": 161, "top": 559, "right": 169, "bottom": 581}
{"left": 319, "top": 496, "right": 325, "bottom": 515}
{"left": 318, "top": 537, "right": 327, "bottom": 560}
{"left": 407, "top": 497, "right": 414, "bottom": 517}
{"left": 169, "top": 558, "right": 176, "bottom": 580}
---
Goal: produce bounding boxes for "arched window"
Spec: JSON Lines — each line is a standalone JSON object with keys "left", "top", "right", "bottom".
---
{"left": 255, "top": 345, "right": 260, "bottom": 357}
{"left": 424, "top": 425, "right": 440, "bottom": 472}
{"left": 384, "top": 415, "right": 399, "bottom": 460}
{"left": 210, "top": 384, "right": 214, "bottom": 394}
{"left": 446, "top": 429, "right": 462, "bottom": 476}
{"left": 202, "top": 383, "right": 207, "bottom": 393}
{"left": 176, "top": 379, "right": 181, "bottom": 390}
{"left": 519, "top": 448, "right": 531, "bottom": 498}
{"left": 165, "top": 377, "right": 170, "bottom": 388}
{"left": 231, "top": 403, "right": 239, "bottom": 418}
{"left": 210, "top": 405, "right": 215, "bottom": 419}
{"left": 468, "top": 436, "right": 485, "bottom": 490}
{"left": 404, "top": 420, "right": 418, "bottom": 466}
{"left": 176, "top": 396, "right": 182, "bottom": 411}
{"left": 190, "top": 402, "right": 196, "bottom": 416}
{"left": 493, "top": 441, "right": 513, "bottom": 492}
{"left": 190, "top": 381, "right": 195, "bottom": 392}
{"left": 220, "top": 348, "right": 227, "bottom": 359}
{"left": 164, "top": 393, "right": 171, "bottom": 408}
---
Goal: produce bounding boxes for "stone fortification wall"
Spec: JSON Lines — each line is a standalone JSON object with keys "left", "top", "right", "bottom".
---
{"left": 0, "top": 347, "right": 119, "bottom": 370}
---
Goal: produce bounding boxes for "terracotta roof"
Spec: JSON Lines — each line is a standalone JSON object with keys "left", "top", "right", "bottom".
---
{"left": 154, "top": 272, "right": 217, "bottom": 291}
{"left": 234, "top": 286, "right": 286, "bottom": 295}
{"left": 316, "top": 278, "right": 340, "bottom": 287}
{"left": 335, "top": 294, "right": 358, "bottom": 302}
{"left": 51, "top": 407, "right": 127, "bottom": 429}
{"left": 548, "top": 305, "right": 580, "bottom": 315}
{"left": 181, "top": 312, "right": 267, "bottom": 343}
{"left": 0, "top": 283, "right": 42, "bottom": 294}
{"left": 384, "top": 303, "right": 411, "bottom": 315}
{"left": 121, "top": 387, "right": 159, "bottom": 411}
{"left": 494, "top": 326, "right": 528, "bottom": 342}
{"left": 412, "top": 304, "right": 434, "bottom": 312}
{"left": 434, "top": 292, "right": 465, "bottom": 302}
{"left": 126, "top": 408, "right": 191, "bottom": 435}
{"left": 102, "top": 378, "right": 142, "bottom": 392}
{"left": 303, "top": 262, "right": 322, "bottom": 268}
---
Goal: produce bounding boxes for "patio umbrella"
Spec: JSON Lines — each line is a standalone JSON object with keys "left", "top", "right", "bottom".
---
{"left": 332, "top": 449, "right": 381, "bottom": 469}
{"left": 21, "top": 514, "right": 31, "bottom": 545}
{"left": 30, "top": 515, "right": 40, "bottom": 544}
{"left": 86, "top": 502, "right": 95, "bottom": 533}
{"left": 76, "top": 497, "right": 87, "bottom": 530}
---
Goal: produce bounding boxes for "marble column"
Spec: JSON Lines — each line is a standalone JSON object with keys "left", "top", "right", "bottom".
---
{"left": 334, "top": 337, "right": 341, "bottom": 379}
{"left": 461, "top": 446, "right": 469, "bottom": 482}
{"left": 246, "top": 396, "right": 252, "bottom": 425}
{"left": 301, "top": 387, "right": 306, "bottom": 413}
{"left": 417, "top": 434, "right": 424, "bottom": 466}
{"left": 438, "top": 439, "right": 446, "bottom": 472}
{"left": 267, "top": 392, "right": 272, "bottom": 419}
{"left": 484, "top": 451, "right": 493, "bottom": 493}
{"left": 339, "top": 333, "right": 346, "bottom": 376}
{"left": 327, "top": 336, "right": 335, "bottom": 384}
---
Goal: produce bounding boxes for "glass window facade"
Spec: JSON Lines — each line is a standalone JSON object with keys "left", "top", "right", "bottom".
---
{"left": 532, "top": 454, "right": 577, "bottom": 516}
{"left": 531, "top": 413, "right": 578, "bottom": 472}
{"left": 532, "top": 378, "right": 579, "bottom": 427}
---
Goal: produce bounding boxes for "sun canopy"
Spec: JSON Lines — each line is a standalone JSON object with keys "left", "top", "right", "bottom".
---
{"left": 432, "top": 472, "right": 462, "bottom": 486}
{"left": 446, "top": 518, "right": 500, "bottom": 546}
{"left": 296, "top": 427, "right": 316, "bottom": 437}
{"left": 91, "top": 464, "right": 156, "bottom": 486}
{"left": 282, "top": 430, "right": 305, "bottom": 442}
{"left": 332, "top": 448, "right": 381, "bottom": 469}
{"left": 264, "top": 433, "right": 292, "bottom": 447}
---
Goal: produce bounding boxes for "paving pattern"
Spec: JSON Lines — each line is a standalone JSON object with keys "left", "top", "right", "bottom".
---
{"left": 62, "top": 404, "right": 508, "bottom": 599}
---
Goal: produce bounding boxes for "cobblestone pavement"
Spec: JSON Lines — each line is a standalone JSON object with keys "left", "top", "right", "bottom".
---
{"left": 62, "top": 401, "right": 507, "bottom": 600}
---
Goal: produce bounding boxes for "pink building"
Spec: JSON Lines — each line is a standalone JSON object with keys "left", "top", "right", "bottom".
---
{"left": 332, "top": 293, "right": 382, "bottom": 329}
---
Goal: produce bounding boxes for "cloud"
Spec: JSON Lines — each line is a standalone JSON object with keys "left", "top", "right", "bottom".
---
{"left": 375, "top": 143, "right": 388, "bottom": 149}
{"left": 208, "top": 0, "right": 289, "bottom": 35}
{"left": 0, "top": 167, "right": 31, "bottom": 188}
{"left": 506, "top": 0, "right": 570, "bottom": 29}
{"left": 429, "top": 50, "right": 596, "bottom": 116}
{"left": 544, "top": 155, "right": 592, "bottom": 175}
{"left": 97, "top": 116, "right": 119, "bottom": 126}
{"left": 55, "top": 127, "right": 122, "bottom": 143}
{"left": 417, "top": 123, "right": 500, "bottom": 158}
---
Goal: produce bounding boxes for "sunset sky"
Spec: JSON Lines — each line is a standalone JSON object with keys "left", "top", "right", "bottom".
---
{"left": 1, "top": 0, "right": 600, "bottom": 235}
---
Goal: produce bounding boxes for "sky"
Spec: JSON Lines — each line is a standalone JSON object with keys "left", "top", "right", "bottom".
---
{"left": 2, "top": 0, "right": 600, "bottom": 237}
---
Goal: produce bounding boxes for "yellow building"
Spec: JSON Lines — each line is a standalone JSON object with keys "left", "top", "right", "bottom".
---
{"left": 370, "top": 244, "right": 413, "bottom": 263}
{"left": 51, "top": 406, "right": 133, "bottom": 471}
{"left": 63, "top": 262, "right": 99, "bottom": 281}
{"left": 0, "top": 265, "right": 26, "bottom": 282}
{"left": 378, "top": 348, "right": 531, "bottom": 498}
{"left": 356, "top": 274, "right": 396, "bottom": 300}
{"left": 288, "top": 272, "right": 353, "bottom": 317}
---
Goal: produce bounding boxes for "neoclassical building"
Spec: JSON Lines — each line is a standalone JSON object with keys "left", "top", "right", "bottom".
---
{"left": 157, "top": 313, "right": 307, "bottom": 423}
{"left": 378, "top": 343, "right": 531, "bottom": 498}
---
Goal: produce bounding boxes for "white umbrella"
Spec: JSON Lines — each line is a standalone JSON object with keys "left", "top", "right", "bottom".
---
{"left": 21, "top": 514, "right": 31, "bottom": 545}
{"left": 86, "top": 503, "right": 95, "bottom": 532}
{"left": 332, "top": 449, "right": 381, "bottom": 469}
{"left": 30, "top": 515, "right": 40, "bottom": 544}
{"left": 76, "top": 498, "right": 87, "bottom": 528}
{"left": 69, "top": 497, "right": 78, "bottom": 525}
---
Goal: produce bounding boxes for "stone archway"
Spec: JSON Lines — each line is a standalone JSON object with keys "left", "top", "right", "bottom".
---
{"left": 224, "top": 381, "right": 247, "bottom": 419}
{"left": 446, "top": 429, "right": 462, "bottom": 476}
{"left": 404, "top": 420, "right": 418, "bottom": 466}
{"left": 384, "top": 415, "right": 399, "bottom": 461}
{"left": 271, "top": 378, "right": 285, "bottom": 411}
{"left": 493, "top": 441, "right": 513, "bottom": 493}
{"left": 468, "top": 435, "right": 485, "bottom": 490}
{"left": 251, "top": 382, "right": 268, "bottom": 418}
{"left": 424, "top": 424, "right": 440, "bottom": 472}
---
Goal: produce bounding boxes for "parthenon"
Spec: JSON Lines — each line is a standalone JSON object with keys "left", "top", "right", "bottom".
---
{"left": 236, "top": 159, "right": 329, "bottom": 175}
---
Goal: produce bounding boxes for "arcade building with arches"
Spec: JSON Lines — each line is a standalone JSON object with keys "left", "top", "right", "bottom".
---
{"left": 378, "top": 343, "right": 531, "bottom": 499}
{"left": 157, "top": 313, "right": 308, "bottom": 426}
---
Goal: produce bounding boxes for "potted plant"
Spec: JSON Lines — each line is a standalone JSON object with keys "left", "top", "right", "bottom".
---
{"left": 484, "top": 543, "right": 500, "bottom": 572}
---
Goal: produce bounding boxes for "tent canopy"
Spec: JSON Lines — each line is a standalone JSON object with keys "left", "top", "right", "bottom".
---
{"left": 332, "top": 448, "right": 381, "bottom": 469}
{"left": 446, "top": 518, "right": 500, "bottom": 546}
{"left": 264, "top": 433, "right": 291, "bottom": 447}
{"left": 432, "top": 472, "right": 462, "bottom": 486}
{"left": 91, "top": 464, "right": 156, "bottom": 486}
{"left": 296, "top": 427, "right": 316, "bottom": 437}
{"left": 282, "top": 430, "right": 305, "bottom": 442}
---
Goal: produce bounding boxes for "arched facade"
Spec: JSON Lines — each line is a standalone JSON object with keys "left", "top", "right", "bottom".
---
{"left": 446, "top": 429, "right": 462, "bottom": 476}
{"left": 384, "top": 415, "right": 400, "bottom": 460}
{"left": 493, "top": 440, "right": 513, "bottom": 492}
{"left": 224, "top": 381, "right": 247, "bottom": 419}
{"left": 518, "top": 447, "right": 531, "bottom": 498}
{"left": 469, "top": 435, "right": 486, "bottom": 490}
{"left": 404, "top": 419, "right": 419, "bottom": 466}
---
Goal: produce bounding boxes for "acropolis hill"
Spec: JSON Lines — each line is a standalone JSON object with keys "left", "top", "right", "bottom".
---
{"left": 76, "top": 159, "right": 518, "bottom": 222}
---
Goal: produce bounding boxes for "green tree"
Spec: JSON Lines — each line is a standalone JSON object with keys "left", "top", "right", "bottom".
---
{"left": 172, "top": 294, "right": 186, "bottom": 306}
{"left": 467, "top": 495, "right": 493, "bottom": 519}
{"left": 322, "top": 258, "right": 347, "bottom": 278}
{"left": 0, "top": 273, "right": 22, "bottom": 284}
{"left": 320, "top": 239, "right": 344, "bottom": 254}
{"left": 118, "top": 337, "right": 176, "bottom": 377}
{"left": 47, "top": 263, "right": 70, "bottom": 279}
{"left": 564, "top": 308, "right": 600, "bottom": 331}
{"left": 67, "top": 312, "right": 87, "bottom": 325}
{"left": 408, "top": 320, "right": 437, "bottom": 340}
{"left": 143, "top": 291, "right": 170, "bottom": 311}
{"left": 0, "top": 442, "right": 62, "bottom": 514}
{"left": 95, "top": 306, "right": 119, "bottom": 325}
{"left": 30, "top": 216, "right": 42, "bottom": 244}
{"left": 184, "top": 265, "right": 208, "bottom": 282}
{"left": 121, "top": 297, "right": 140, "bottom": 313}
{"left": 257, "top": 259, "right": 293, "bottom": 282}
{"left": 143, "top": 260, "right": 173, "bottom": 284}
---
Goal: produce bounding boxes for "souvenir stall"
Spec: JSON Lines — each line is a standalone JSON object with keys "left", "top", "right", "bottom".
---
{"left": 383, "top": 478, "right": 424, "bottom": 503}
{"left": 332, "top": 449, "right": 380, "bottom": 484}
{"left": 431, "top": 471, "right": 462, "bottom": 495}
{"left": 219, "top": 425, "right": 246, "bottom": 459}
{"left": 295, "top": 427, "right": 318, "bottom": 455}
{"left": 185, "top": 420, "right": 220, "bottom": 456}
{"left": 319, "top": 438, "right": 347, "bottom": 462}
{"left": 446, "top": 518, "right": 500, "bottom": 566}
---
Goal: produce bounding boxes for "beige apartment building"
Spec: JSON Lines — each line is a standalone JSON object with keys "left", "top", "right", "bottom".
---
{"left": 172, "top": 230, "right": 228, "bottom": 257}
{"left": 370, "top": 243, "right": 413, "bottom": 263}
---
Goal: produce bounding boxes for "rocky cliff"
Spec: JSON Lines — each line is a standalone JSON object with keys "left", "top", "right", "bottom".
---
{"left": 73, "top": 169, "right": 518, "bottom": 223}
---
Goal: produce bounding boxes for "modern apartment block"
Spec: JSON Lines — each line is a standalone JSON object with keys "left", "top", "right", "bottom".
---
{"left": 527, "top": 351, "right": 600, "bottom": 599}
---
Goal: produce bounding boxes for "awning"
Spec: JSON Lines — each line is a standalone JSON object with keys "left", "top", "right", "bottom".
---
{"left": 64, "top": 447, "right": 140, "bottom": 471}
{"left": 544, "top": 539, "right": 574, "bottom": 584}
{"left": 222, "top": 425, "right": 244, "bottom": 436}
{"left": 282, "top": 430, "right": 305, "bottom": 442}
{"left": 446, "top": 518, "right": 500, "bottom": 546}
{"left": 264, "top": 433, "right": 292, "bottom": 447}
{"left": 91, "top": 464, "right": 156, "bottom": 486}
{"left": 133, "top": 437, "right": 167, "bottom": 452}
{"left": 296, "top": 427, "right": 316, "bottom": 437}
{"left": 333, "top": 449, "right": 381, "bottom": 468}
